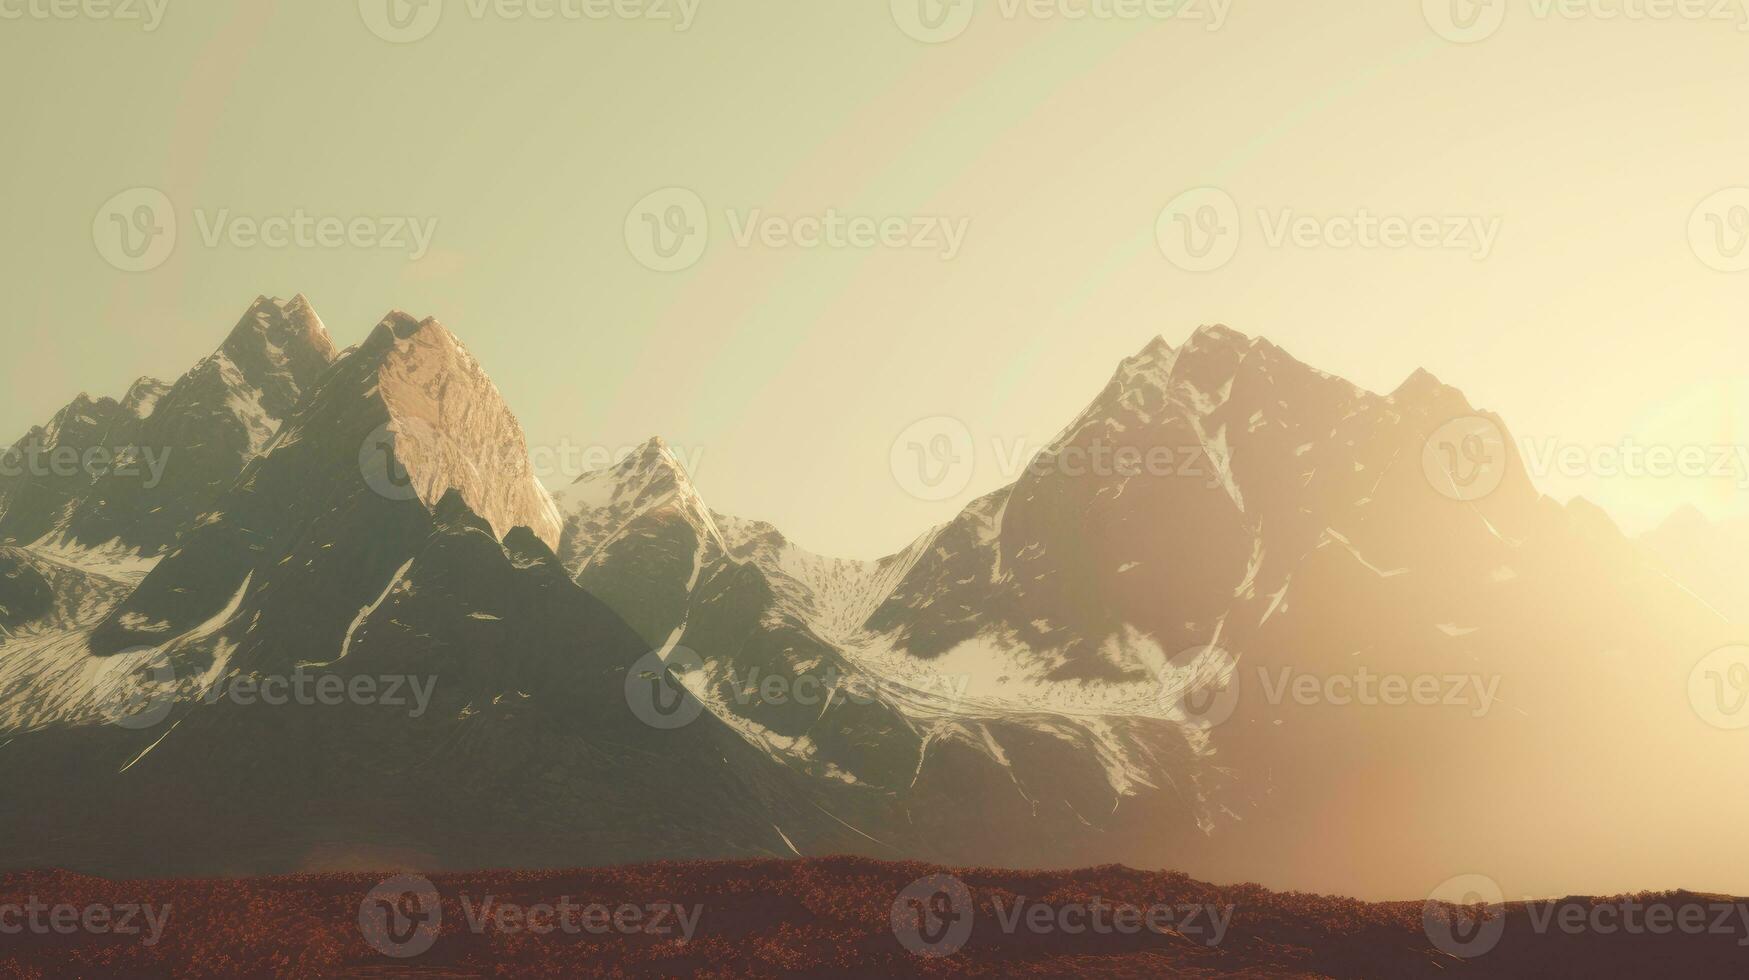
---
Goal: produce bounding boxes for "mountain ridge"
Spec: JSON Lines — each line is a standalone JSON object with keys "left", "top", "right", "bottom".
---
{"left": 0, "top": 294, "right": 1738, "bottom": 900}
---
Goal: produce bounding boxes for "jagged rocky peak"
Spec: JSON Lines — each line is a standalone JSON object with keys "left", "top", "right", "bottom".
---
{"left": 225, "top": 294, "right": 335, "bottom": 358}
{"left": 1164, "top": 323, "right": 1265, "bottom": 396}
{"left": 211, "top": 294, "right": 339, "bottom": 419}
{"left": 363, "top": 311, "right": 565, "bottom": 550}
{"left": 30, "top": 295, "right": 345, "bottom": 555}
{"left": 1388, "top": 365, "right": 1473, "bottom": 416}
{"left": 621, "top": 436, "right": 700, "bottom": 494}
{"left": 38, "top": 392, "right": 122, "bottom": 444}
{"left": 1105, "top": 325, "right": 1262, "bottom": 394}
{"left": 119, "top": 377, "right": 171, "bottom": 420}
{"left": 551, "top": 433, "right": 725, "bottom": 576}
{"left": 1069, "top": 324, "right": 1274, "bottom": 438}
{"left": 555, "top": 436, "right": 704, "bottom": 516}
{"left": 1121, "top": 334, "right": 1175, "bottom": 372}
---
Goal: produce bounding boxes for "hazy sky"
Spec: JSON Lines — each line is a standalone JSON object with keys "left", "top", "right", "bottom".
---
{"left": 4, "top": 1, "right": 1748, "bottom": 558}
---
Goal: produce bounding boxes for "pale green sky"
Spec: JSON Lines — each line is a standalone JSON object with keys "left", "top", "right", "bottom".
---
{"left": 4, "top": 1, "right": 1748, "bottom": 557}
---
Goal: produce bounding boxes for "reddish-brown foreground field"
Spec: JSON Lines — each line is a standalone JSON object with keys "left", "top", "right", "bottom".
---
{"left": 2, "top": 857, "right": 1746, "bottom": 977}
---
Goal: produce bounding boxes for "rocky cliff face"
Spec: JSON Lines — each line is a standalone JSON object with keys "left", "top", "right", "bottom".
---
{"left": 371, "top": 313, "right": 564, "bottom": 549}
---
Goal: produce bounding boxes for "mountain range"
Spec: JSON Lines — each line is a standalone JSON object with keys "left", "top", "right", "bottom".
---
{"left": 0, "top": 296, "right": 1740, "bottom": 900}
